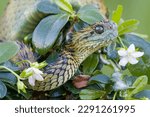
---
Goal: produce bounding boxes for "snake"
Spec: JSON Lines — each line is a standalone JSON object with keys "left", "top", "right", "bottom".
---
{"left": 0, "top": 0, "right": 118, "bottom": 91}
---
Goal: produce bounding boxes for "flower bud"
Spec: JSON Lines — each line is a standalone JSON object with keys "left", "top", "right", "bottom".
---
{"left": 17, "top": 80, "right": 27, "bottom": 93}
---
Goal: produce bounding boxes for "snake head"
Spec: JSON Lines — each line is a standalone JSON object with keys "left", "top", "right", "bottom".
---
{"left": 70, "top": 20, "right": 118, "bottom": 49}
{"left": 80, "top": 20, "right": 118, "bottom": 49}
{"left": 65, "top": 20, "right": 118, "bottom": 62}
{"left": 93, "top": 20, "right": 118, "bottom": 41}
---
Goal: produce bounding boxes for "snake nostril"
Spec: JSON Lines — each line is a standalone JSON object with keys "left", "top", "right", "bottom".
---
{"left": 109, "top": 25, "right": 113, "bottom": 29}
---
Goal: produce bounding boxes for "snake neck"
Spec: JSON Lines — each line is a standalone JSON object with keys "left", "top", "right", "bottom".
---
{"left": 33, "top": 50, "right": 79, "bottom": 91}
{"left": 10, "top": 42, "right": 36, "bottom": 70}
{"left": 11, "top": 42, "right": 80, "bottom": 91}
{"left": 65, "top": 31, "right": 101, "bottom": 65}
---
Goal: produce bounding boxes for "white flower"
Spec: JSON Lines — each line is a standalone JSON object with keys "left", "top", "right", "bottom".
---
{"left": 26, "top": 67, "right": 44, "bottom": 86}
{"left": 118, "top": 44, "right": 144, "bottom": 66}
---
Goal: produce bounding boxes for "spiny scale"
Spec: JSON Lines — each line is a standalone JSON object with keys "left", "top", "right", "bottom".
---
{"left": 11, "top": 42, "right": 79, "bottom": 91}
{"left": 33, "top": 51, "right": 79, "bottom": 91}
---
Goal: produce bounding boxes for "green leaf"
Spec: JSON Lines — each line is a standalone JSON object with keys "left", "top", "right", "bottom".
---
{"left": 112, "top": 5, "right": 123, "bottom": 24}
{"left": 3, "top": 61, "right": 19, "bottom": 71}
{"left": 0, "top": 73, "right": 17, "bottom": 85}
{"left": 74, "top": 21, "right": 89, "bottom": 31}
{"left": 107, "top": 42, "right": 117, "bottom": 59}
{"left": 122, "top": 34, "right": 150, "bottom": 83}
{"left": 79, "top": 89, "right": 105, "bottom": 100}
{"left": 134, "top": 90, "right": 150, "bottom": 99}
{"left": 89, "top": 74, "right": 110, "bottom": 84}
{"left": 0, "top": 42, "right": 19, "bottom": 64}
{"left": 118, "top": 19, "right": 139, "bottom": 35}
{"left": 92, "top": 70, "right": 102, "bottom": 76}
{"left": 144, "top": 85, "right": 150, "bottom": 90}
{"left": 64, "top": 81, "right": 80, "bottom": 94}
{"left": 128, "top": 76, "right": 148, "bottom": 97}
{"left": 49, "top": 87, "right": 66, "bottom": 98}
{"left": 101, "top": 65, "right": 114, "bottom": 77}
{"left": 77, "top": 5, "right": 103, "bottom": 24}
{"left": 53, "top": 0, "right": 74, "bottom": 14}
{"left": 32, "top": 14, "right": 69, "bottom": 55}
{"left": 0, "top": 80, "right": 7, "bottom": 98}
{"left": 82, "top": 54, "right": 99, "bottom": 75}
{"left": 37, "top": 1, "right": 61, "bottom": 14}
{"left": 124, "top": 76, "right": 137, "bottom": 87}
{"left": 46, "top": 51, "right": 59, "bottom": 63}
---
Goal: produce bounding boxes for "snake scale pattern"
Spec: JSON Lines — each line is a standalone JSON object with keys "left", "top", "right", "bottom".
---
{"left": 0, "top": 0, "right": 118, "bottom": 91}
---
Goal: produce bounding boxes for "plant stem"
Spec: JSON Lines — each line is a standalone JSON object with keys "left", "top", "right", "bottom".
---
{"left": 109, "top": 60, "right": 120, "bottom": 72}
{"left": 113, "top": 91, "right": 118, "bottom": 100}
{"left": 0, "top": 66, "right": 20, "bottom": 81}
{"left": 118, "top": 36, "right": 126, "bottom": 48}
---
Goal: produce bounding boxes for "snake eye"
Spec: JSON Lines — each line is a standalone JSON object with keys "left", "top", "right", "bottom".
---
{"left": 95, "top": 25, "right": 104, "bottom": 34}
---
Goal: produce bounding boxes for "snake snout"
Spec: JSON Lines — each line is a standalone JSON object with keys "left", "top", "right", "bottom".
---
{"left": 108, "top": 21, "right": 118, "bottom": 40}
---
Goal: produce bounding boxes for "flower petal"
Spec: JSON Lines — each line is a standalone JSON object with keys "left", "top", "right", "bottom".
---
{"left": 119, "top": 57, "right": 128, "bottom": 66}
{"left": 118, "top": 48, "right": 127, "bottom": 56}
{"left": 32, "top": 67, "right": 43, "bottom": 74}
{"left": 128, "top": 57, "right": 138, "bottom": 64}
{"left": 28, "top": 76, "right": 35, "bottom": 86}
{"left": 127, "top": 44, "right": 135, "bottom": 53}
{"left": 33, "top": 74, "right": 44, "bottom": 81}
{"left": 132, "top": 52, "right": 144, "bottom": 58}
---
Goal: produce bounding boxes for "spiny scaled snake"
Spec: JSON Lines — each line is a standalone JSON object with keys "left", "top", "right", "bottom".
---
{"left": 0, "top": 0, "right": 118, "bottom": 91}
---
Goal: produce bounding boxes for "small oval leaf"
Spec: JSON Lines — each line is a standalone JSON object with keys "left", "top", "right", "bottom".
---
{"left": 128, "top": 76, "right": 148, "bottom": 97}
{"left": 37, "top": 1, "right": 61, "bottom": 14}
{"left": 32, "top": 14, "right": 69, "bottom": 54}
{"left": 64, "top": 81, "right": 80, "bottom": 95}
{"left": 89, "top": 74, "right": 110, "bottom": 84}
{"left": 79, "top": 89, "right": 105, "bottom": 100}
{"left": 49, "top": 87, "right": 66, "bottom": 98}
{"left": 53, "top": 0, "right": 74, "bottom": 14}
{"left": 77, "top": 5, "right": 103, "bottom": 24}
{"left": 118, "top": 19, "right": 139, "bottom": 35}
{"left": 0, "top": 42, "right": 19, "bottom": 64}
{"left": 82, "top": 54, "right": 99, "bottom": 75}
{"left": 134, "top": 90, "right": 150, "bottom": 99}
{"left": 0, "top": 73, "right": 17, "bottom": 85}
{"left": 107, "top": 42, "right": 117, "bottom": 59}
{"left": 0, "top": 80, "right": 7, "bottom": 98}
{"left": 112, "top": 5, "right": 123, "bottom": 24}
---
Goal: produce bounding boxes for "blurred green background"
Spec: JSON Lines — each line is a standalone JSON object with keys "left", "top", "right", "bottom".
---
{"left": 0, "top": 0, "right": 150, "bottom": 41}
{"left": 105, "top": 0, "right": 150, "bottom": 41}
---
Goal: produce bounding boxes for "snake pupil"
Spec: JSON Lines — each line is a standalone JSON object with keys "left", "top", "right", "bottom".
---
{"left": 95, "top": 25, "right": 104, "bottom": 34}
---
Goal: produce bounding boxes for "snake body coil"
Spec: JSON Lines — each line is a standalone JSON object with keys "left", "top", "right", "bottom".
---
{"left": 0, "top": 0, "right": 118, "bottom": 91}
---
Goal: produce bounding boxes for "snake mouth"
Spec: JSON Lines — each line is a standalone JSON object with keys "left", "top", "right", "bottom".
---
{"left": 104, "top": 32, "right": 118, "bottom": 45}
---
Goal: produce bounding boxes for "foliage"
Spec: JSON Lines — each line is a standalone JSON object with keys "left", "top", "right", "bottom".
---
{"left": 33, "top": 14, "right": 69, "bottom": 54}
{"left": 0, "top": 42, "right": 19, "bottom": 64}
{"left": 0, "top": 0, "right": 150, "bottom": 100}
